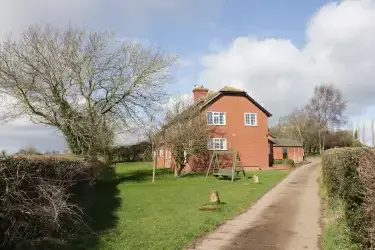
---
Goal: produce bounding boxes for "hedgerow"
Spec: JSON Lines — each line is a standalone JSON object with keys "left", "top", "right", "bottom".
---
{"left": 323, "top": 148, "right": 375, "bottom": 249}
{"left": 0, "top": 156, "right": 98, "bottom": 249}
{"left": 273, "top": 159, "right": 294, "bottom": 165}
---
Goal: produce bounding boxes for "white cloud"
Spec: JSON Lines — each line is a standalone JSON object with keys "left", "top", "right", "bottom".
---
{"left": 199, "top": 0, "right": 375, "bottom": 121}
{"left": 0, "top": 121, "right": 66, "bottom": 153}
{"left": 0, "top": 0, "right": 224, "bottom": 151}
{"left": 0, "top": 0, "right": 224, "bottom": 38}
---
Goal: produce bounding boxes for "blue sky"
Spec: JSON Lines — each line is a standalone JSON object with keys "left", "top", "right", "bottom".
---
{"left": 1, "top": 0, "right": 375, "bottom": 151}
{"left": 142, "top": 0, "right": 331, "bottom": 94}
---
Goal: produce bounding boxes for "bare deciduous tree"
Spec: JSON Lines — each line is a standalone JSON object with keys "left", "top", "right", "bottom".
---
{"left": 270, "top": 108, "right": 319, "bottom": 154}
{"left": 159, "top": 97, "right": 210, "bottom": 177}
{"left": 0, "top": 25, "right": 177, "bottom": 160}
{"left": 287, "top": 108, "right": 311, "bottom": 145}
{"left": 142, "top": 114, "right": 162, "bottom": 182}
{"left": 0, "top": 150, "right": 7, "bottom": 158}
{"left": 17, "top": 146, "right": 41, "bottom": 155}
{"left": 306, "top": 84, "right": 347, "bottom": 154}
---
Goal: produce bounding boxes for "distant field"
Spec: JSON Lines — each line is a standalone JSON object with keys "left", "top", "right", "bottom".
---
{"left": 72, "top": 162, "right": 290, "bottom": 250}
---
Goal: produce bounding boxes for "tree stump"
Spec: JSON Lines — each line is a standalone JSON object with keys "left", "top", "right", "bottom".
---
{"left": 208, "top": 190, "right": 220, "bottom": 204}
{"left": 253, "top": 175, "right": 259, "bottom": 184}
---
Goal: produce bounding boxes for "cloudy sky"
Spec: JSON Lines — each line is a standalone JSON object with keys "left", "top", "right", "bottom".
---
{"left": 1, "top": 0, "right": 375, "bottom": 152}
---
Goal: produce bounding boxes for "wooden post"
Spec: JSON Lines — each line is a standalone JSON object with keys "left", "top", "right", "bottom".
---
{"left": 205, "top": 153, "right": 215, "bottom": 179}
{"left": 152, "top": 149, "right": 156, "bottom": 183}
{"left": 231, "top": 150, "right": 236, "bottom": 182}
{"left": 214, "top": 152, "right": 219, "bottom": 174}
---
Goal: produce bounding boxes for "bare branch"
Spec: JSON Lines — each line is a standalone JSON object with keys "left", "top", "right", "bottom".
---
{"left": 0, "top": 25, "right": 177, "bottom": 159}
{"left": 159, "top": 97, "right": 209, "bottom": 177}
{"left": 306, "top": 84, "right": 347, "bottom": 154}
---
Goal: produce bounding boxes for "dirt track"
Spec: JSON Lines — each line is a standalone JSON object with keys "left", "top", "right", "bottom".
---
{"left": 190, "top": 159, "right": 322, "bottom": 250}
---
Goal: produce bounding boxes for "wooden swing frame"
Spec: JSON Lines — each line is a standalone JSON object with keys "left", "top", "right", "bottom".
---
{"left": 205, "top": 149, "right": 245, "bottom": 182}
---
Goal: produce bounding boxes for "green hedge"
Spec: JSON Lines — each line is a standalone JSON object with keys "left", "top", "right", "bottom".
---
{"left": 323, "top": 148, "right": 375, "bottom": 249}
{"left": 0, "top": 156, "right": 99, "bottom": 249}
{"left": 273, "top": 159, "right": 294, "bottom": 165}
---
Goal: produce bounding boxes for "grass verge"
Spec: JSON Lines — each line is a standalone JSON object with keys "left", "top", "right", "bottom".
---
{"left": 319, "top": 174, "right": 361, "bottom": 250}
{"left": 72, "top": 162, "right": 289, "bottom": 250}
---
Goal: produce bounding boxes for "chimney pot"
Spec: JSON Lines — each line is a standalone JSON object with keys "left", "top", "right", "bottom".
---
{"left": 192, "top": 85, "right": 209, "bottom": 103}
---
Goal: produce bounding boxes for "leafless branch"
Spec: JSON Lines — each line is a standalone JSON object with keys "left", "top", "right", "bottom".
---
{"left": 0, "top": 25, "right": 177, "bottom": 159}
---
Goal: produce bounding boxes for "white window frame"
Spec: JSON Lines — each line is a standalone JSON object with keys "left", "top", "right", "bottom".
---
{"left": 244, "top": 113, "right": 257, "bottom": 126}
{"left": 206, "top": 111, "right": 226, "bottom": 125}
{"left": 159, "top": 149, "right": 163, "bottom": 158}
{"left": 207, "top": 138, "right": 227, "bottom": 150}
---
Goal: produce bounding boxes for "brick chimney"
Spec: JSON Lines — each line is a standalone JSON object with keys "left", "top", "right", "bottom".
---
{"left": 193, "top": 84, "right": 209, "bottom": 103}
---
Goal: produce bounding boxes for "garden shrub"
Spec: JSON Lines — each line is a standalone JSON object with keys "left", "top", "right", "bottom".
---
{"left": 0, "top": 156, "right": 98, "bottom": 249}
{"left": 323, "top": 148, "right": 375, "bottom": 249}
{"left": 273, "top": 159, "right": 294, "bottom": 165}
{"left": 273, "top": 159, "right": 283, "bottom": 164}
{"left": 283, "top": 159, "right": 294, "bottom": 165}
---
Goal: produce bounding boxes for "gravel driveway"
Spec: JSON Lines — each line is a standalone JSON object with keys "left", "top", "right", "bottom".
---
{"left": 189, "top": 159, "right": 322, "bottom": 250}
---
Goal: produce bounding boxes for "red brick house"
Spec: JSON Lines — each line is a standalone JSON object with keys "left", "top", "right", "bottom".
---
{"left": 271, "top": 138, "right": 304, "bottom": 163}
{"left": 156, "top": 85, "right": 274, "bottom": 170}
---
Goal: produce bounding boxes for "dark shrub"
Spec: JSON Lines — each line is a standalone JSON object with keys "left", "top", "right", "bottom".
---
{"left": 0, "top": 156, "right": 98, "bottom": 249}
{"left": 323, "top": 148, "right": 375, "bottom": 249}
{"left": 283, "top": 159, "right": 295, "bottom": 165}
{"left": 110, "top": 141, "right": 152, "bottom": 163}
{"left": 273, "top": 159, "right": 283, "bottom": 164}
{"left": 273, "top": 159, "right": 294, "bottom": 165}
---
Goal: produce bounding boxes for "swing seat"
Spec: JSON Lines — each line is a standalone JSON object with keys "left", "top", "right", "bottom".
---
{"left": 213, "top": 169, "right": 245, "bottom": 179}
{"left": 205, "top": 149, "right": 246, "bottom": 182}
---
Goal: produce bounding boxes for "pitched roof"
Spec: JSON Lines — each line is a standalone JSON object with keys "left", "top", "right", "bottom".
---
{"left": 160, "top": 85, "right": 272, "bottom": 131}
{"left": 219, "top": 86, "right": 245, "bottom": 92}
{"left": 273, "top": 139, "right": 303, "bottom": 147}
{"left": 201, "top": 86, "right": 272, "bottom": 117}
{"left": 268, "top": 132, "right": 276, "bottom": 139}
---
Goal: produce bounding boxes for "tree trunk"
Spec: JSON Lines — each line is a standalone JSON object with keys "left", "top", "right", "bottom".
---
{"left": 174, "top": 163, "right": 179, "bottom": 177}
{"left": 151, "top": 142, "right": 156, "bottom": 183}
{"left": 152, "top": 151, "right": 156, "bottom": 183}
{"left": 318, "top": 129, "right": 322, "bottom": 155}
{"left": 152, "top": 164, "right": 156, "bottom": 183}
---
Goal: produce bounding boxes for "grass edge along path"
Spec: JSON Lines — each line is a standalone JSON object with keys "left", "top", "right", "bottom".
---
{"left": 319, "top": 172, "right": 361, "bottom": 250}
{"left": 79, "top": 162, "right": 291, "bottom": 250}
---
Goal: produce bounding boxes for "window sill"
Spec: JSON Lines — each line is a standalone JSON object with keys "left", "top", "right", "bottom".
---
{"left": 207, "top": 124, "right": 226, "bottom": 126}
{"left": 245, "top": 124, "right": 258, "bottom": 127}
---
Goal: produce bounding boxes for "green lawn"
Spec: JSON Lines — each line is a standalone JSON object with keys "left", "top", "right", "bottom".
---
{"left": 73, "top": 162, "right": 289, "bottom": 250}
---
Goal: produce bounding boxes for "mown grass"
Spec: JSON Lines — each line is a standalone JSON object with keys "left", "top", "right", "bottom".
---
{"left": 74, "top": 162, "right": 289, "bottom": 250}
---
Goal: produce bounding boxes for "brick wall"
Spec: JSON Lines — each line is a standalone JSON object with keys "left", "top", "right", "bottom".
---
{"left": 205, "top": 95, "right": 270, "bottom": 168}
{"left": 273, "top": 146, "right": 304, "bottom": 163}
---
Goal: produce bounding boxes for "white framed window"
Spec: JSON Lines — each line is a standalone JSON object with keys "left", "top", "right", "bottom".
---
{"left": 244, "top": 113, "right": 257, "bottom": 126}
{"left": 159, "top": 149, "right": 163, "bottom": 157}
{"left": 207, "top": 138, "right": 227, "bottom": 150}
{"left": 206, "top": 111, "right": 226, "bottom": 125}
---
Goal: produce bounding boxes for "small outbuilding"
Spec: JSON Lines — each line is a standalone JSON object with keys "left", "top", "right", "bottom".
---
{"left": 272, "top": 139, "right": 304, "bottom": 163}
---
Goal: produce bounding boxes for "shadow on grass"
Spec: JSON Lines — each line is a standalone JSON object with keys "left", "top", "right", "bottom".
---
{"left": 177, "top": 172, "right": 206, "bottom": 178}
{"left": 65, "top": 166, "right": 173, "bottom": 249}
{"left": 116, "top": 168, "right": 171, "bottom": 183}
{"left": 62, "top": 168, "right": 122, "bottom": 250}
